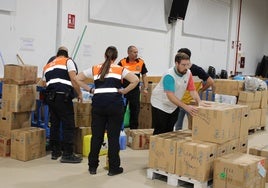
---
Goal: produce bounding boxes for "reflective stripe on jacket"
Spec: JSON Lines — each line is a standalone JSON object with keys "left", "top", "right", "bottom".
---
{"left": 43, "top": 57, "right": 74, "bottom": 93}
{"left": 91, "top": 63, "right": 124, "bottom": 106}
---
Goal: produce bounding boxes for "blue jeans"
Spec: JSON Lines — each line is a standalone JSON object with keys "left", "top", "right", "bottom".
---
{"left": 174, "top": 107, "right": 188, "bottom": 130}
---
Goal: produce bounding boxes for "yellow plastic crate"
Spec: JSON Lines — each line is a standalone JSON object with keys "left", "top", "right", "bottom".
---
{"left": 83, "top": 133, "right": 108, "bottom": 157}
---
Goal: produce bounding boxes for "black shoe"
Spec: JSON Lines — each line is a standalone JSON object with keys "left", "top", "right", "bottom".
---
{"left": 60, "top": 153, "right": 83, "bottom": 163}
{"left": 88, "top": 167, "right": 97, "bottom": 175}
{"left": 107, "top": 167, "right": 123, "bottom": 176}
{"left": 51, "top": 151, "right": 62, "bottom": 160}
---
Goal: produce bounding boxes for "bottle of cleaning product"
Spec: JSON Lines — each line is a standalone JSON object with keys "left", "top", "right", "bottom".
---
{"left": 119, "top": 130, "right": 127, "bottom": 150}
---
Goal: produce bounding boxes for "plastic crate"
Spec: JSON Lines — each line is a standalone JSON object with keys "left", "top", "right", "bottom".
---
{"left": 31, "top": 99, "right": 50, "bottom": 138}
{"left": 0, "top": 81, "right": 2, "bottom": 97}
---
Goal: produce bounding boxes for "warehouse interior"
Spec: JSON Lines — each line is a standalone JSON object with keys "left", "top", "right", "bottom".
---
{"left": 1, "top": 0, "right": 268, "bottom": 188}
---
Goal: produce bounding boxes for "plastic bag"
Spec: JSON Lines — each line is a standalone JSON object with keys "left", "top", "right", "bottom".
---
{"left": 244, "top": 76, "right": 267, "bottom": 91}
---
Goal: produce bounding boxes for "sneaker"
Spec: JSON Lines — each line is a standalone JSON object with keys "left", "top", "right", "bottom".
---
{"left": 88, "top": 167, "right": 97, "bottom": 175}
{"left": 107, "top": 167, "right": 123, "bottom": 176}
{"left": 51, "top": 151, "right": 62, "bottom": 160}
{"left": 60, "top": 153, "right": 83, "bottom": 163}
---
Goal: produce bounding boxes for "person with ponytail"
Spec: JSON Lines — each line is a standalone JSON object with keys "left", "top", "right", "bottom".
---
{"left": 74, "top": 46, "right": 139, "bottom": 176}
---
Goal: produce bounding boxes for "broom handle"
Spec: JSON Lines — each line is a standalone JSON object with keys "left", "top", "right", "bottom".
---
{"left": 0, "top": 51, "right": 5, "bottom": 67}
{"left": 16, "top": 54, "right": 25, "bottom": 65}
{"left": 73, "top": 25, "right": 87, "bottom": 60}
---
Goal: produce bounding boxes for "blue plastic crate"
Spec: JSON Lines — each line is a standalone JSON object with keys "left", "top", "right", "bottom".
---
{"left": 0, "top": 81, "right": 2, "bottom": 96}
{"left": 31, "top": 99, "right": 50, "bottom": 138}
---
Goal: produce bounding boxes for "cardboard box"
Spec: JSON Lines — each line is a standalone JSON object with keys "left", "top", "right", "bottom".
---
{"left": 214, "top": 79, "right": 244, "bottom": 96}
{"left": 180, "top": 140, "right": 217, "bottom": 181}
{"left": 260, "top": 108, "right": 267, "bottom": 126}
{"left": 138, "top": 103, "right": 152, "bottom": 129}
{"left": 226, "top": 138, "right": 239, "bottom": 154}
{"left": 140, "top": 83, "right": 157, "bottom": 103}
{"left": 213, "top": 153, "right": 266, "bottom": 188}
{"left": 236, "top": 105, "right": 250, "bottom": 137}
{"left": 192, "top": 102, "right": 242, "bottom": 144}
{"left": 0, "top": 136, "right": 11, "bottom": 157}
{"left": 74, "top": 127, "right": 91, "bottom": 154}
{"left": 0, "top": 110, "right": 31, "bottom": 138}
{"left": 126, "top": 129, "right": 153, "bottom": 150}
{"left": 148, "top": 131, "right": 192, "bottom": 174}
{"left": 174, "top": 138, "right": 192, "bottom": 176}
{"left": 2, "top": 84, "right": 36, "bottom": 112}
{"left": 260, "top": 90, "right": 268, "bottom": 108}
{"left": 3, "top": 64, "right": 37, "bottom": 85}
{"left": 238, "top": 91, "right": 261, "bottom": 109}
{"left": 149, "top": 133, "right": 180, "bottom": 173}
{"left": 11, "top": 127, "right": 46, "bottom": 161}
{"left": 249, "top": 145, "right": 268, "bottom": 182}
{"left": 249, "top": 109, "right": 262, "bottom": 129}
{"left": 238, "top": 136, "right": 248, "bottom": 153}
{"left": 73, "top": 100, "right": 92, "bottom": 127}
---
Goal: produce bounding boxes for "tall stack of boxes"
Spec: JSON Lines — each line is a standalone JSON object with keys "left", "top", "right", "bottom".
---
{"left": 0, "top": 64, "right": 46, "bottom": 161}
{"left": 147, "top": 78, "right": 267, "bottom": 186}
{"left": 238, "top": 90, "right": 267, "bottom": 130}
{"left": 139, "top": 82, "right": 156, "bottom": 129}
{"left": 214, "top": 78, "right": 267, "bottom": 132}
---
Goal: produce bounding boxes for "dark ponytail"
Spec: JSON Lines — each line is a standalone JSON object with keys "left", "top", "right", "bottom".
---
{"left": 98, "top": 46, "right": 118, "bottom": 81}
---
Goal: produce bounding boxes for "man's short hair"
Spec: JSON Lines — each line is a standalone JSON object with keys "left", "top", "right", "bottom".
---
{"left": 175, "top": 52, "right": 190, "bottom": 63}
{"left": 57, "top": 46, "right": 69, "bottom": 57}
{"left": 177, "top": 48, "right": 191, "bottom": 58}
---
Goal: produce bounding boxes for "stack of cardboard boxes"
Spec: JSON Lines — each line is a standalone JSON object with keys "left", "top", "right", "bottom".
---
{"left": 144, "top": 78, "right": 267, "bottom": 187}
{"left": 148, "top": 101, "right": 266, "bottom": 187}
{"left": 0, "top": 64, "right": 46, "bottom": 161}
{"left": 148, "top": 102, "right": 249, "bottom": 181}
{"left": 125, "top": 82, "right": 157, "bottom": 150}
{"left": 205, "top": 79, "right": 268, "bottom": 187}
{"left": 139, "top": 82, "right": 157, "bottom": 129}
{"left": 73, "top": 99, "right": 92, "bottom": 154}
{"left": 238, "top": 90, "right": 267, "bottom": 130}
{"left": 214, "top": 78, "right": 267, "bottom": 132}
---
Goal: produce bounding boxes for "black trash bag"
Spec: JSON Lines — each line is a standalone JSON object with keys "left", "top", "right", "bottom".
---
{"left": 256, "top": 55, "right": 268, "bottom": 77}
{"left": 208, "top": 66, "right": 216, "bottom": 79}
{"left": 220, "top": 69, "right": 228, "bottom": 79}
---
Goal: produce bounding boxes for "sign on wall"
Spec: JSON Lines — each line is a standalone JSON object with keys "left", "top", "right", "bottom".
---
{"left": 68, "top": 14, "right": 75, "bottom": 29}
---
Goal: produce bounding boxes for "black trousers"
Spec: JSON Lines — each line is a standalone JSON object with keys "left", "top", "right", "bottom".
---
{"left": 125, "top": 89, "right": 140, "bottom": 129}
{"left": 88, "top": 104, "right": 124, "bottom": 171}
{"left": 151, "top": 105, "right": 179, "bottom": 135}
{"left": 46, "top": 93, "right": 75, "bottom": 155}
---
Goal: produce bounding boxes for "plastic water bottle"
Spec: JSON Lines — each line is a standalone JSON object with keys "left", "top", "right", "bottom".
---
{"left": 119, "top": 130, "right": 127, "bottom": 150}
